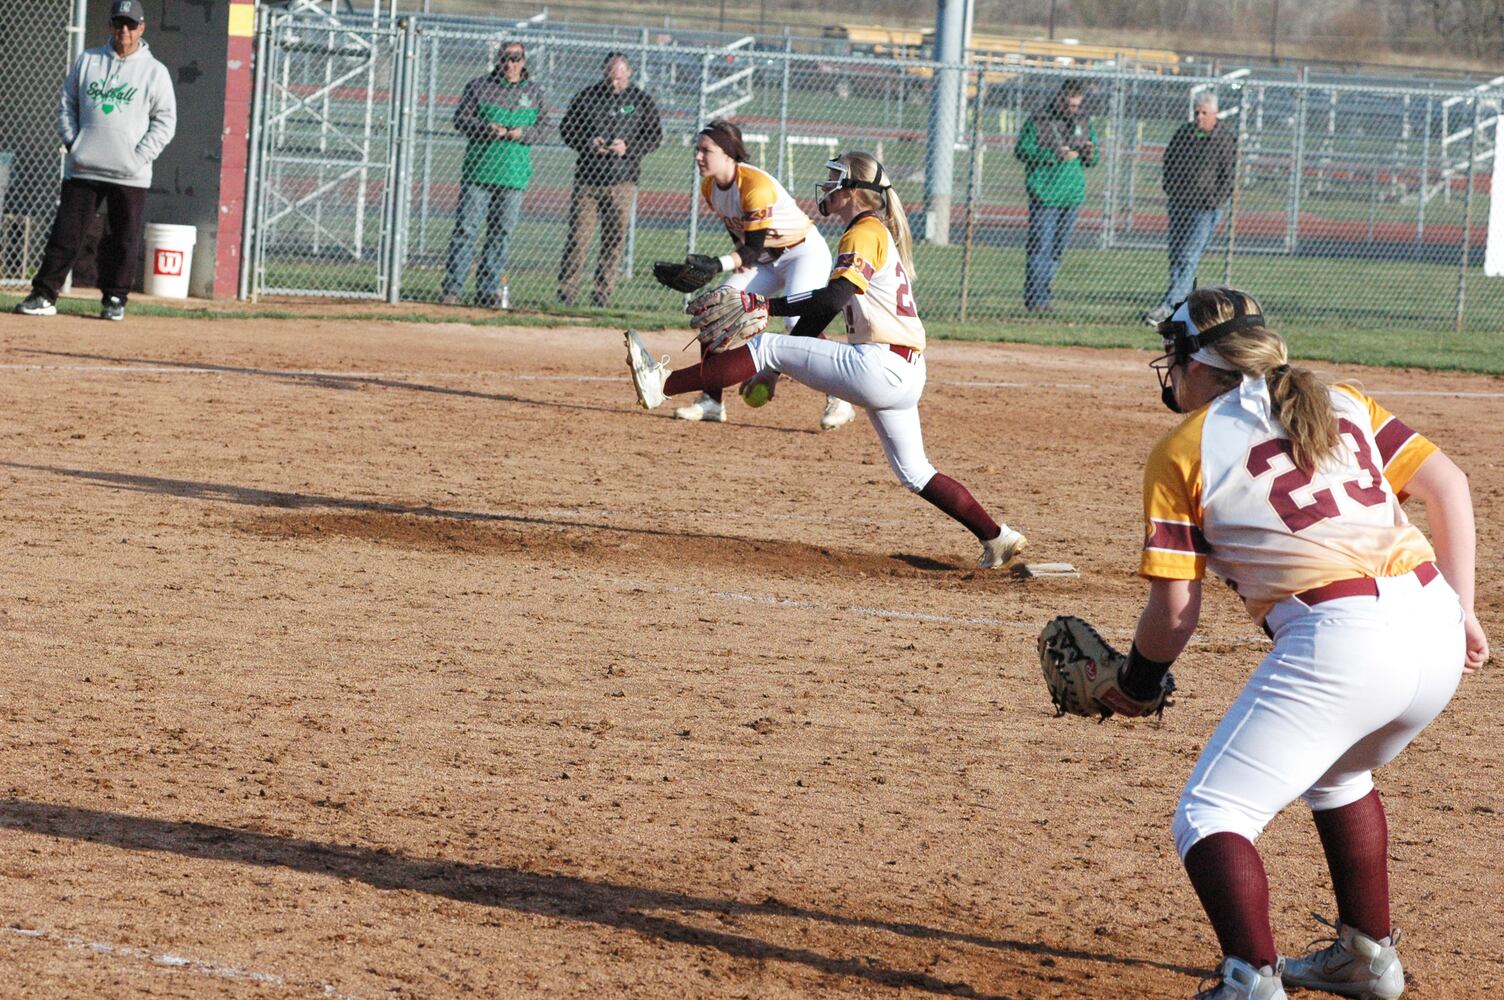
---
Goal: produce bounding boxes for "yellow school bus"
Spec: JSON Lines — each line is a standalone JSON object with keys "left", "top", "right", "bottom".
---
{"left": 823, "top": 24, "right": 1180, "bottom": 79}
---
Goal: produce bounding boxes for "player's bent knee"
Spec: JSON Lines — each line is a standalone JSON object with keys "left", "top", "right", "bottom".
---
{"left": 900, "top": 468, "right": 937, "bottom": 494}
{"left": 1302, "top": 773, "right": 1375, "bottom": 813}
{"left": 1173, "top": 796, "right": 1266, "bottom": 861}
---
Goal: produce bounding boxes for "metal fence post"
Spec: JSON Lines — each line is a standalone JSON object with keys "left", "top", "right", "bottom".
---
{"left": 240, "top": 6, "right": 272, "bottom": 301}
{"left": 1287, "top": 70, "right": 1307, "bottom": 254}
{"left": 1223, "top": 87, "right": 1247, "bottom": 286}
{"left": 1099, "top": 67, "right": 1125, "bottom": 250}
{"left": 1417, "top": 86, "right": 1433, "bottom": 246}
{"left": 383, "top": 17, "right": 419, "bottom": 303}
{"left": 417, "top": 27, "right": 438, "bottom": 256}
{"left": 1455, "top": 97, "right": 1480, "bottom": 334}
{"left": 959, "top": 71, "right": 986, "bottom": 322}
{"left": 776, "top": 34, "right": 792, "bottom": 188}
{"left": 688, "top": 50, "right": 711, "bottom": 254}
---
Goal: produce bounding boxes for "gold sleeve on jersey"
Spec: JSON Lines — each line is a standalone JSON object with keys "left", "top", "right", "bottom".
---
{"left": 830, "top": 218, "right": 888, "bottom": 293}
{"left": 1334, "top": 384, "right": 1438, "bottom": 497}
{"left": 736, "top": 167, "right": 779, "bottom": 231}
{"left": 1140, "top": 409, "right": 1209, "bottom": 581}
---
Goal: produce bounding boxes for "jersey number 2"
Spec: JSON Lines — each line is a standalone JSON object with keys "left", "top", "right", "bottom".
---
{"left": 1245, "top": 418, "right": 1387, "bottom": 532}
{"left": 895, "top": 262, "right": 917, "bottom": 317}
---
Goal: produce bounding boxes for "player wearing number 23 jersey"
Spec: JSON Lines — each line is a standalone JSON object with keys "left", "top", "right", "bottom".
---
{"left": 1141, "top": 379, "right": 1435, "bottom": 626}
{"left": 1100, "top": 289, "right": 1488, "bottom": 1000}
{"left": 625, "top": 152, "right": 1026, "bottom": 568}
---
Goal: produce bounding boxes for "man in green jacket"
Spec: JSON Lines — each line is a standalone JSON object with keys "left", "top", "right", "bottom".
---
{"left": 441, "top": 41, "right": 546, "bottom": 308}
{"left": 1014, "top": 78, "right": 1097, "bottom": 312}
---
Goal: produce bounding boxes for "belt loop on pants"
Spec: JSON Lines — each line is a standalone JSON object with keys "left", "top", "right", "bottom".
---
{"left": 1293, "top": 561, "right": 1439, "bottom": 607}
{"left": 887, "top": 344, "right": 919, "bottom": 362}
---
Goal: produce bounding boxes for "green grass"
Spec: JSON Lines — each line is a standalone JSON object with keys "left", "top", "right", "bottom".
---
{"left": 8, "top": 268, "right": 1503, "bottom": 374}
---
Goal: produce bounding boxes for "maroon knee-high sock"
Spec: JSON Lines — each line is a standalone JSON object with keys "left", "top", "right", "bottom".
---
{"left": 662, "top": 364, "right": 704, "bottom": 398}
{"left": 1312, "top": 789, "right": 1390, "bottom": 939}
{"left": 701, "top": 346, "right": 756, "bottom": 395}
{"left": 1183, "top": 832, "right": 1278, "bottom": 968}
{"left": 918, "top": 473, "right": 1000, "bottom": 540}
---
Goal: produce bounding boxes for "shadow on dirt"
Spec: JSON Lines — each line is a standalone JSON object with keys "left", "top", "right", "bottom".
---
{"left": 0, "top": 799, "right": 1202, "bottom": 995}
{"left": 14, "top": 349, "right": 819, "bottom": 433}
{"left": 1, "top": 462, "right": 999, "bottom": 580}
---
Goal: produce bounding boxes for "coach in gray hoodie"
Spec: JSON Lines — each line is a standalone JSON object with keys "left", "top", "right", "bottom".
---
{"left": 16, "top": 0, "right": 177, "bottom": 321}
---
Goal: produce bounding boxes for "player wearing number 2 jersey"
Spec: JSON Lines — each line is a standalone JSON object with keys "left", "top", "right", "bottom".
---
{"left": 627, "top": 152, "right": 1026, "bottom": 569}
{"left": 1119, "top": 289, "right": 1488, "bottom": 1000}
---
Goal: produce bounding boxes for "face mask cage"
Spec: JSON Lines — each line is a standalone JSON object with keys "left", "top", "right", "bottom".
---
{"left": 814, "top": 158, "right": 890, "bottom": 216}
{"left": 814, "top": 159, "right": 849, "bottom": 216}
{"left": 1147, "top": 293, "right": 1267, "bottom": 413}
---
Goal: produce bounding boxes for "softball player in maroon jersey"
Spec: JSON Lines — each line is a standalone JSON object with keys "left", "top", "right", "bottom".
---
{"left": 675, "top": 119, "right": 855, "bottom": 431}
{"left": 627, "top": 151, "right": 1026, "bottom": 569}
{"left": 1122, "top": 289, "right": 1487, "bottom": 999}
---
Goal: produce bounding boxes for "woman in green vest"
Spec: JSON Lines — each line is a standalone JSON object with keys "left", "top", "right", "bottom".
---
{"left": 442, "top": 41, "right": 546, "bottom": 308}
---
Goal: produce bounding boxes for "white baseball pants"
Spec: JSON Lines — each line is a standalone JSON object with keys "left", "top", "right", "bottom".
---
{"left": 1172, "top": 567, "right": 1465, "bottom": 859}
{"left": 746, "top": 334, "right": 936, "bottom": 492}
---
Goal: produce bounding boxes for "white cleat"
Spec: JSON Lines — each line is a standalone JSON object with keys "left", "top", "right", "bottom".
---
{"left": 977, "top": 525, "right": 1028, "bottom": 569}
{"left": 625, "top": 329, "right": 669, "bottom": 410}
{"left": 673, "top": 393, "right": 727, "bottom": 423}
{"left": 820, "top": 395, "right": 856, "bottom": 431}
{"left": 1282, "top": 917, "right": 1404, "bottom": 1000}
{"left": 1196, "top": 957, "right": 1288, "bottom": 1000}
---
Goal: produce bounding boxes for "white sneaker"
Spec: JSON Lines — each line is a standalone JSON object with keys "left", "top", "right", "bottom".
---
{"left": 977, "top": 525, "right": 1027, "bottom": 568}
{"left": 1282, "top": 916, "right": 1404, "bottom": 1000}
{"left": 1196, "top": 957, "right": 1288, "bottom": 1000}
{"left": 625, "top": 329, "right": 669, "bottom": 410}
{"left": 820, "top": 395, "right": 856, "bottom": 431}
{"left": 673, "top": 393, "right": 727, "bottom": 423}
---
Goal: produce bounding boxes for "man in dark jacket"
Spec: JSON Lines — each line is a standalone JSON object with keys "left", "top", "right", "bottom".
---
{"left": 1144, "top": 91, "right": 1237, "bottom": 325}
{"left": 557, "top": 52, "right": 663, "bottom": 307}
{"left": 442, "top": 40, "right": 546, "bottom": 308}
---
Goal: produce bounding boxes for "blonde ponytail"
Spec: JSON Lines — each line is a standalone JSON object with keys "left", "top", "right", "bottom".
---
{"left": 882, "top": 186, "right": 917, "bottom": 278}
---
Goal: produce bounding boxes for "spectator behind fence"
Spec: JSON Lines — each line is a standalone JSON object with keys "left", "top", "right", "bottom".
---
{"left": 15, "top": 0, "right": 176, "bottom": 322}
{"left": 557, "top": 52, "right": 663, "bottom": 308}
{"left": 441, "top": 40, "right": 546, "bottom": 309}
{"left": 1014, "top": 78, "right": 1096, "bottom": 313}
{"left": 1143, "top": 92, "right": 1237, "bottom": 326}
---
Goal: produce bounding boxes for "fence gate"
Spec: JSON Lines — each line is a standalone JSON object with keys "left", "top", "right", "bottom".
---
{"left": 244, "top": 9, "right": 412, "bottom": 301}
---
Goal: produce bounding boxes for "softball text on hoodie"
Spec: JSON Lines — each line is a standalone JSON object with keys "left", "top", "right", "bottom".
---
{"left": 58, "top": 39, "right": 177, "bottom": 189}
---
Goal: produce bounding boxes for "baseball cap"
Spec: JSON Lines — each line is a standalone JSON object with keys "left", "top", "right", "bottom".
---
{"left": 110, "top": 0, "right": 146, "bottom": 23}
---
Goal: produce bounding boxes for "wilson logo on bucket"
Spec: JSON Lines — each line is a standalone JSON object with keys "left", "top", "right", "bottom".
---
{"left": 155, "top": 249, "right": 184, "bottom": 276}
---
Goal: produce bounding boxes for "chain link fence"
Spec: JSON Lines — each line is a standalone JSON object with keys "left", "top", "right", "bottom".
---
{"left": 243, "top": 8, "right": 1504, "bottom": 334}
{"left": 0, "top": 4, "right": 81, "bottom": 293}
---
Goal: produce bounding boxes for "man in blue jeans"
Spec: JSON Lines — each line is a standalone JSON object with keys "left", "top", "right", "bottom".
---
{"left": 1144, "top": 92, "right": 1237, "bottom": 325}
{"left": 441, "top": 41, "right": 545, "bottom": 308}
{"left": 1014, "top": 79, "right": 1097, "bottom": 313}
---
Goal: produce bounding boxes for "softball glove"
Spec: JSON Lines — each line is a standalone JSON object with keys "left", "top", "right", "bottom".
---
{"left": 1037, "top": 615, "right": 1175, "bottom": 720}
{"left": 653, "top": 254, "right": 722, "bottom": 293}
{"left": 686, "top": 285, "right": 769, "bottom": 354}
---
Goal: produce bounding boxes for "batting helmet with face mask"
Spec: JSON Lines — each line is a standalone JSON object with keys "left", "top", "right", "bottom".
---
{"left": 1151, "top": 291, "right": 1266, "bottom": 412}
{"left": 815, "top": 158, "right": 890, "bottom": 216}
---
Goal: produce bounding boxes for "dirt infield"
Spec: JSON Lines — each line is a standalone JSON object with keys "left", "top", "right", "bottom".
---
{"left": 0, "top": 312, "right": 1499, "bottom": 999}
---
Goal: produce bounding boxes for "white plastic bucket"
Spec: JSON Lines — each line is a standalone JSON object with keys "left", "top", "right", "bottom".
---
{"left": 143, "top": 223, "right": 198, "bottom": 298}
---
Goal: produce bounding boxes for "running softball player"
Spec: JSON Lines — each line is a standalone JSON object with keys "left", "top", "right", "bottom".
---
{"left": 658, "top": 120, "right": 854, "bottom": 431}
{"left": 1118, "top": 289, "right": 1487, "bottom": 999}
{"left": 627, "top": 152, "right": 1027, "bottom": 569}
